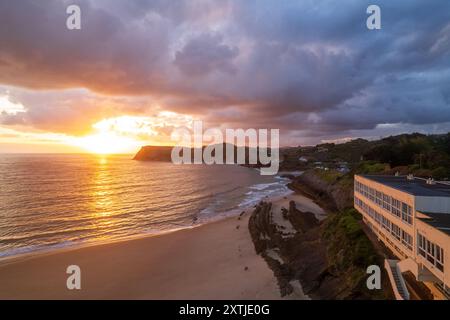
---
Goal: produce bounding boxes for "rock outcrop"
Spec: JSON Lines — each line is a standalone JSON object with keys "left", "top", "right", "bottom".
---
{"left": 248, "top": 201, "right": 326, "bottom": 298}
{"left": 133, "top": 146, "right": 173, "bottom": 161}
{"left": 133, "top": 144, "right": 277, "bottom": 168}
{"left": 248, "top": 199, "right": 392, "bottom": 299}
{"left": 288, "top": 170, "right": 354, "bottom": 211}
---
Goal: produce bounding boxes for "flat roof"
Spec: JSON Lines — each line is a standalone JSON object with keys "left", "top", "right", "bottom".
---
{"left": 357, "top": 175, "right": 450, "bottom": 197}
{"left": 418, "top": 212, "right": 450, "bottom": 236}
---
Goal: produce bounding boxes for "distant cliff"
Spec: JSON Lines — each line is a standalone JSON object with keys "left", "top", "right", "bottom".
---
{"left": 133, "top": 144, "right": 276, "bottom": 167}
{"left": 133, "top": 146, "right": 174, "bottom": 161}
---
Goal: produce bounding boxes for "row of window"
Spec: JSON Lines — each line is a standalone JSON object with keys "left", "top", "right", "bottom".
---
{"left": 355, "top": 196, "right": 413, "bottom": 251}
{"left": 355, "top": 180, "right": 413, "bottom": 225}
{"left": 418, "top": 233, "right": 444, "bottom": 272}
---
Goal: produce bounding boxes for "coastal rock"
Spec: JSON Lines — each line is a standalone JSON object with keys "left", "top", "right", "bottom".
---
{"left": 248, "top": 198, "right": 388, "bottom": 299}
{"left": 248, "top": 201, "right": 324, "bottom": 297}
{"left": 288, "top": 169, "right": 353, "bottom": 211}
{"left": 133, "top": 144, "right": 276, "bottom": 166}
{"left": 133, "top": 146, "right": 174, "bottom": 161}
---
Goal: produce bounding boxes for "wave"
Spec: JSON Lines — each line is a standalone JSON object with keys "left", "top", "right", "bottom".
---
{"left": 248, "top": 182, "right": 280, "bottom": 191}
{"left": 0, "top": 155, "right": 292, "bottom": 259}
{"left": 0, "top": 240, "right": 82, "bottom": 258}
{"left": 198, "top": 177, "right": 291, "bottom": 222}
{"left": 239, "top": 182, "right": 290, "bottom": 208}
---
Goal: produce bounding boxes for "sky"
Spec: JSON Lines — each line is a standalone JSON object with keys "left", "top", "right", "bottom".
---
{"left": 0, "top": 0, "right": 450, "bottom": 153}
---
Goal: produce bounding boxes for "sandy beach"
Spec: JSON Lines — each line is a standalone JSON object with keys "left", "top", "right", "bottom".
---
{"left": 0, "top": 193, "right": 320, "bottom": 300}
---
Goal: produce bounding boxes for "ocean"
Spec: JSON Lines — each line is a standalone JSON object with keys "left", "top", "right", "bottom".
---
{"left": 0, "top": 154, "right": 290, "bottom": 258}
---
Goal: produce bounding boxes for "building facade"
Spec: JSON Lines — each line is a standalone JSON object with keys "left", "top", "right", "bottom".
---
{"left": 354, "top": 174, "right": 450, "bottom": 299}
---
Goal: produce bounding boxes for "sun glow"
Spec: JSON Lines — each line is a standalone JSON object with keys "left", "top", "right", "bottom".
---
{"left": 0, "top": 95, "right": 26, "bottom": 115}
{"left": 73, "top": 132, "right": 140, "bottom": 154}
{"left": 70, "top": 116, "right": 159, "bottom": 154}
{"left": 70, "top": 113, "right": 194, "bottom": 154}
{"left": 0, "top": 111, "right": 195, "bottom": 154}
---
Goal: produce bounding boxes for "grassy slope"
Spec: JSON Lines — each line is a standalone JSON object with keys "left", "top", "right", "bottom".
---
{"left": 291, "top": 168, "right": 393, "bottom": 299}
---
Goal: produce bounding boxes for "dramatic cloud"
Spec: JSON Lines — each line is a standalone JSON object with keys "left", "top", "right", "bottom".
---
{"left": 0, "top": 0, "right": 449, "bottom": 145}
{"left": 174, "top": 33, "right": 239, "bottom": 76}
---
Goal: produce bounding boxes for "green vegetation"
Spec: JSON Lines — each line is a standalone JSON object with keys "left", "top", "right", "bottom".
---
{"left": 362, "top": 133, "right": 450, "bottom": 179}
{"left": 313, "top": 168, "right": 343, "bottom": 183}
{"left": 432, "top": 167, "right": 450, "bottom": 180}
{"left": 288, "top": 132, "right": 450, "bottom": 180}
{"left": 296, "top": 167, "right": 391, "bottom": 298}
{"left": 322, "top": 208, "right": 386, "bottom": 299}
{"left": 323, "top": 208, "right": 378, "bottom": 269}
{"left": 354, "top": 161, "right": 388, "bottom": 175}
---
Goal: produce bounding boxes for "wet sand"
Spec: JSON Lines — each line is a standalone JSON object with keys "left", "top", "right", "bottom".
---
{"left": 0, "top": 194, "right": 318, "bottom": 300}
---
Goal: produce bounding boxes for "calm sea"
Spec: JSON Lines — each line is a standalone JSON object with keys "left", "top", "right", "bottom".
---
{"left": 0, "top": 154, "right": 289, "bottom": 258}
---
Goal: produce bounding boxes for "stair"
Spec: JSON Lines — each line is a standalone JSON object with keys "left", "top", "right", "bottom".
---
{"left": 391, "top": 265, "right": 408, "bottom": 299}
{"left": 385, "top": 259, "right": 410, "bottom": 300}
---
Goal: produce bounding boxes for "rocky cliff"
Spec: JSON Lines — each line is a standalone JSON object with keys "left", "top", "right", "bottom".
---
{"left": 248, "top": 200, "right": 392, "bottom": 300}
{"left": 133, "top": 146, "right": 174, "bottom": 161}
{"left": 288, "top": 169, "right": 354, "bottom": 211}
{"left": 133, "top": 144, "right": 276, "bottom": 167}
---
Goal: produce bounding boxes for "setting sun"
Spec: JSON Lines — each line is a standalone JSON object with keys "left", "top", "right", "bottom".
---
{"left": 64, "top": 114, "right": 194, "bottom": 154}
{"left": 73, "top": 132, "right": 140, "bottom": 154}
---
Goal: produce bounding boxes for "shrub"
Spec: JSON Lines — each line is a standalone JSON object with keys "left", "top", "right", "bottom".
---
{"left": 432, "top": 167, "right": 450, "bottom": 180}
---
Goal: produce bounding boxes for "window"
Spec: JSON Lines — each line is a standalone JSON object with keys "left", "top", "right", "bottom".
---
{"left": 369, "top": 187, "right": 375, "bottom": 201}
{"left": 382, "top": 216, "right": 391, "bottom": 231}
{"left": 375, "top": 211, "right": 381, "bottom": 225}
{"left": 391, "top": 198, "right": 401, "bottom": 218}
{"left": 363, "top": 185, "right": 369, "bottom": 198}
{"left": 401, "top": 202, "right": 412, "bottom": 225}
{"left": 418, "top": 234, "right": 426, "bottom": 256}
{"left": 436, "top": 244, "right": 444, "bottom": 272}
{"left": 401, "top": 230, "right": 413, "bottom": 251}
{"left": 418, "top": 232, "right": 445, "bottom": 272}
{"left": 391, "top": 223, "right": 401, "bottom": 241}
{"left": 375, "top": 191, "right": 382, "bottom": 206}
{"left": 382, "top": 194, "right": 391, "bottom": 212}
{"left": 354, "top": 182, "right": 417, "bottom": 254}
{"left": 355, "top": 181, "right": 414, "bottom": 225}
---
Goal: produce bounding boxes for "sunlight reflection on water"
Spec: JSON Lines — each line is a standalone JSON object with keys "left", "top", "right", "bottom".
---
{"left": 0, "top": 154, "right": 289, "bottom": 257}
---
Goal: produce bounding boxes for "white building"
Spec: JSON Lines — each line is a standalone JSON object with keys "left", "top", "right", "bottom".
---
{"left": 354, "top": 174, "right": 450, "bottom": 299}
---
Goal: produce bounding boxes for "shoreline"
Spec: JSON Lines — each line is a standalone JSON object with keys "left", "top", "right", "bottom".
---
{"left": 0, "top": 168, "right": 291, "bottom": 263}
{"left": 0, "top": 190, "right": 323, "bottom": 299}
{"left": 0, "top": 211, "right": 279, "bottom": 299}
{"left": 0, "top": 191, "right": 292, "bottom": 265}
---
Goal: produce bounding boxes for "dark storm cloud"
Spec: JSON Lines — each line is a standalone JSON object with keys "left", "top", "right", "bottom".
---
{"left": 174, "top": 33, "right": 239, "bottom": 76}
{"left": 0, "top": 0, "right": 450, "bottom": 143}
